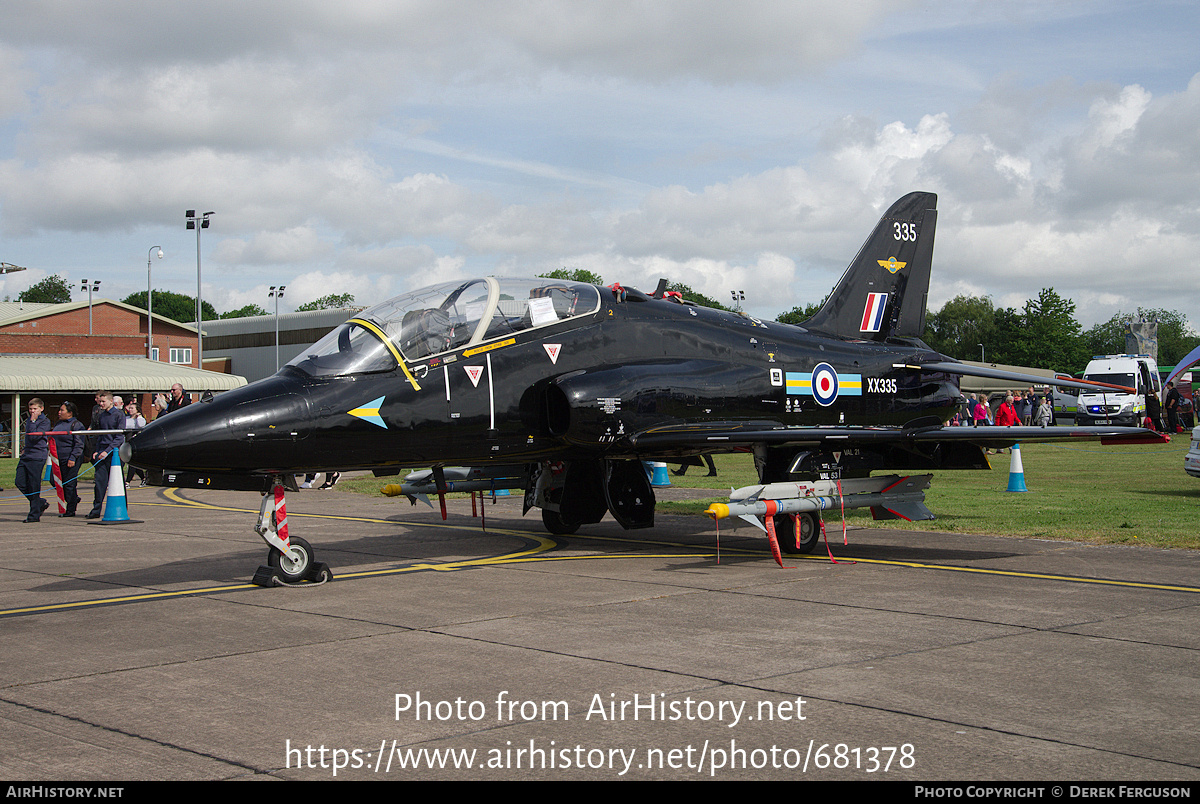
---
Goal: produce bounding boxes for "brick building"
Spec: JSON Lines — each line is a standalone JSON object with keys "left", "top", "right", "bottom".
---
{"left": 0, "top": 299, "right": 245, "bottom": 454}
{"left": 0, "top": 299, "right": 201, "bottom": 366}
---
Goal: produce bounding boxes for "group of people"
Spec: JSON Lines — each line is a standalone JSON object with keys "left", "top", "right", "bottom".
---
{"left": 12, "top": 384, "right": 192, "bottom": 523}
{"left": 1146, "top": 380, "right": 1195, "bottom": 433}
{"left": 957, "top": 388, "right": 1053, "bottom": 429}
{"left": 958, "top": 382, "right": 1196, "bottom": 435}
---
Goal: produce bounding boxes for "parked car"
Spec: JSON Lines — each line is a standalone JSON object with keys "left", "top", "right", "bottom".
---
{"left": 1186, "top": 425, "right": 1200, "bottom": 478}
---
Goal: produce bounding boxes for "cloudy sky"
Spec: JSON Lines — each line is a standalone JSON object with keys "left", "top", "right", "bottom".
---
{"left": 1, "top": 0, "right": 1197, "bottom": 329}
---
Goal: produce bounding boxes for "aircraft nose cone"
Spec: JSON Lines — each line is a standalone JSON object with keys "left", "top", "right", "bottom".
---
{"left": 126, "top": 425, "right": 168, "bottom": 469}
{"left": 122, "top": 375, "right": 313, "bottom": 474}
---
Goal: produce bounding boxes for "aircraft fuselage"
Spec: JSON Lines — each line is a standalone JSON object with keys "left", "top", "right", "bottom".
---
{"left": 129, "top": 284, "right": 959, "bottom": 477}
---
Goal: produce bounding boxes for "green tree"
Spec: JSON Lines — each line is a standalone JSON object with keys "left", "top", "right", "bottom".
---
{"left": 538, "top": 268, "right": 604, "bottom": 285}
{"left": 1010, "top": 288, "right": 1086, "bottom": 372}
{"left": 775, "top": 293, "right": 830, "bottom": 326}
{"left": 990, "top": 306, "right": 1024, "bottom": 366}
{"left": 122, "top": 290, "right": 218, "bottom": 322}
{"left": 18, "top": 274, "right": 72, "bottom": 303}
{"left": 220, "top": 303, "right": 270, "bottom": 319}
{"left": 921, "top": 295, "right": 998, "bottom": 360}
{"left": 667, "top": 282, "right": 729, "bottom": 311}
{"left": 1084, "top": 308, "right": 1200, "bottom": 367}
{"left": 296, "top": 293, "right": 356, "bottom": 311}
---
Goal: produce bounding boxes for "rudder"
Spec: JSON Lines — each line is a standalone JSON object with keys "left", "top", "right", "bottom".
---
{"left": 803, "top": 191, "right": 937, "bottom": 341}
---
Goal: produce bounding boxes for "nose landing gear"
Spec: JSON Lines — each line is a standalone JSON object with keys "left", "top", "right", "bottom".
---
{"left": 251, "top": 478, "right": 333, "bottom": 587}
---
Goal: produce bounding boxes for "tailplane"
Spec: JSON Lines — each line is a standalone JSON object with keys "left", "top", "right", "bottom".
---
{"left": 803, "top": 191, "right": 937, "bottom": 341}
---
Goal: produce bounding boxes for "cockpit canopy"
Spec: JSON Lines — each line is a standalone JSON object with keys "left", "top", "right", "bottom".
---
{"left": 286, "top": 277, "right": 602, "bottom": 378}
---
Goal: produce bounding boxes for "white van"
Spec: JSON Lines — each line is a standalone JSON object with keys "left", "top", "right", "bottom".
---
{"left": 1075, "top": 354, "right": 1160, "bottom": 427}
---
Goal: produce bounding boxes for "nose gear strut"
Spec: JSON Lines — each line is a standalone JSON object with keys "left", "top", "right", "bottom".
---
{"left": 251, "top": 477, "right": 334, "bottom": 587}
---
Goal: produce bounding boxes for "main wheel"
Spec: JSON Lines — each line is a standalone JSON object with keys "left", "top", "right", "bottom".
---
{"left": 776, "top": 512, "right": 819, "bottom": 554}
{"left": 267, "top": 536, "right": 314, "bottom": 582}
{"left": 541, "top": 508, "right": 581, "bottom": 535}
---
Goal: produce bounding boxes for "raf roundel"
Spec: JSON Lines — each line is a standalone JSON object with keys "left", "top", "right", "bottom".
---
{"left": 811, "top": 362, "right": 840, "bottom": 406}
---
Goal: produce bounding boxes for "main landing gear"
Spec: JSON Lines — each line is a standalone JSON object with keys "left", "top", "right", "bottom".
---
{"left": 251, "top": 478, "right": 333, "bottom": 587}
{"left": 774, "top": 511, "right": 820, "bottom": 554}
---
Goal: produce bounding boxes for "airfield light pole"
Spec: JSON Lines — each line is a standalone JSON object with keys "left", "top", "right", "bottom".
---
{"left": 186, "top": 210, "right": 214, "bottom": 369}
{"left": 979, "top": 343, "right": 985, "bottom": 362}
{"left": 3, "top": 265, "right": 27, "bottom": 456}
{"left": 730, "top": 290, "right": 745, "bottom": 312}
{"left": 269, "top": 285, "right": 286, "bottom": 370}
{"left": 80, "top": 279, "right": 101, "bottom": 335}
{"left": 147, "top": 246, "right": 162, "bottom": 360}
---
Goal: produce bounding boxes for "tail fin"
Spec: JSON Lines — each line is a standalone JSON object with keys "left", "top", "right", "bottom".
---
{"left": 803, "top": 191, "right": 937, "bottom": 341}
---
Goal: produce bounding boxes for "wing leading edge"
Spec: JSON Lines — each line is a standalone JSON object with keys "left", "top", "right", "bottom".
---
{"left": 630, "top": 422, "right": 1168, "bottom": 451}
{"left": 907, "top": 361, "right": 1137, "bottom": 395}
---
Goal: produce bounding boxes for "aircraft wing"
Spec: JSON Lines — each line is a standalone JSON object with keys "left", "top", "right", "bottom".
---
{"left": 907, "top": 361, "right": 1136, "bottom": 394}
{"left": 629, "top": 422, "right": 1168, "bottom": 451}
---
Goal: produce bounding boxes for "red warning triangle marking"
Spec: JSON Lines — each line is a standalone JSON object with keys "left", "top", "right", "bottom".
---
{"left": 465, "top": 365, "right": 484, "bottom": 387}
{"left": 544, "top": 343, "right": 561, "bottom": 364}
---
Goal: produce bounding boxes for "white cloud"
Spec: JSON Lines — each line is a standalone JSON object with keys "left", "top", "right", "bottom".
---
{"left": 213, "top": 227, "right": 331, "bottom": 266}
{"left": 281, "top": 270, "right": 396, "bottom": 311}
{"left": 34, "top": 60, "right": 376, "bottom": 157}
{"left": 0, "top": 46, "right": 34, "bottom": 120}
{"left": 1, "top": 3, "right": 1199, "bottom": 332}
{"left": 0, "top": 2, "right": 902, "bottom": 86}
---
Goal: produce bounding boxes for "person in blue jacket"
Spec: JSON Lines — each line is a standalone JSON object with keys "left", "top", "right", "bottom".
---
{"left": 16, "top": 398, "right": 51, "bottom": 522}
{"left": 87, "top": 391, "right": 125, "bottom": 519}
{"left": 53, "top": 401, "right": 87, "bottom": 517}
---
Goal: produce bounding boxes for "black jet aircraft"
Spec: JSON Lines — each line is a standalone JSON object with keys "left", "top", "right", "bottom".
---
{"left": 125, "top": 191, "right": 1161, "bottom": 581}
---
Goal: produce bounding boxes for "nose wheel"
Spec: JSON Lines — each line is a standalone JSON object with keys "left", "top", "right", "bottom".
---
{"left": 267, "top": 537, "right": 315, "bottom": 581}
{"left": 251, "top": 479, "right": 333, "bottom": 587}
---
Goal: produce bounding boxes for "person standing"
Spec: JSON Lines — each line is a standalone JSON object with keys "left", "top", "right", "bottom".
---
{"left": 1016, "top": 391, "right": 1032, "bottom": 426}
{"left": 53, "top": 402, "right": 87, "bottom": 517}
{"left": 995, "top": 394, "right": 1020, "bottom": 426}
{"left": 123, "top": 400, "right": 148, "bottom": 486}
{"left": 972, "top": 394, "right": 989, "bottom": 427}
{"left": 1146, "top": 389, "right": 1163, "bottom": 431}
{"left": 87, "top": 392, "right": 124, "bottom": 519}
{"left": 84, "top": 389, "right": 104, "bottom": 464}
{"left": 1164, "top": 381, "right": 1181, "bottom": 434}
{"left": 1033, "top": 395, "right": 1053, "bottom": 427}
{"left": 15, "top": 398, "right": 51, "bottom": 522}
{"left": 165, "top": 383, "right": 191, "bottom": 414}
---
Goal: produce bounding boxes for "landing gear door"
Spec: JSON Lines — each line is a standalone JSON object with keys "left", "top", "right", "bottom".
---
{"left": 604, "top": 459, "right": 655, "bottom": 530}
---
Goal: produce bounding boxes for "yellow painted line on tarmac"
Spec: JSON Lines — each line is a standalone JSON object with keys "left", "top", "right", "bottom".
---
{"left": 0, "top": 585, "right": 263, "bottom": 617}
{"left": 0, "top": 490, "right": 704, "bottom": 618}
{"left": 800, "top": 554, "right": 1200, "bottom": 594}
{"left": 6, "top": 490, "right": 1197, "bottom": 619}
{"left": 565, "top": 530, "right": 1200, "bottom": 593}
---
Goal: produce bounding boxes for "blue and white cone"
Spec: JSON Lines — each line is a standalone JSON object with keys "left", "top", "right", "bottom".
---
{"left": 101, "top": 449, "right": 133, "bottom": 522}
{"left": 649, "top": 461, "right": 671, "bottom": 488}
{"left": 1006, "top": 443, "right": 1028, "bottom": 493}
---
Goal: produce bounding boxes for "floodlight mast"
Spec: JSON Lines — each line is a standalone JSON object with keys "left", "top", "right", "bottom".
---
{"left": 147, "top": 246, "right": 162, "bottom": 360}
{"left": 269, "top": 285, "right": 286, "bottom": 370}
{"left": 80, "top": 278, "right": 101, "bottom": 335}
{"left": 185, "top": 210, "right": 214, "bottom": 368}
